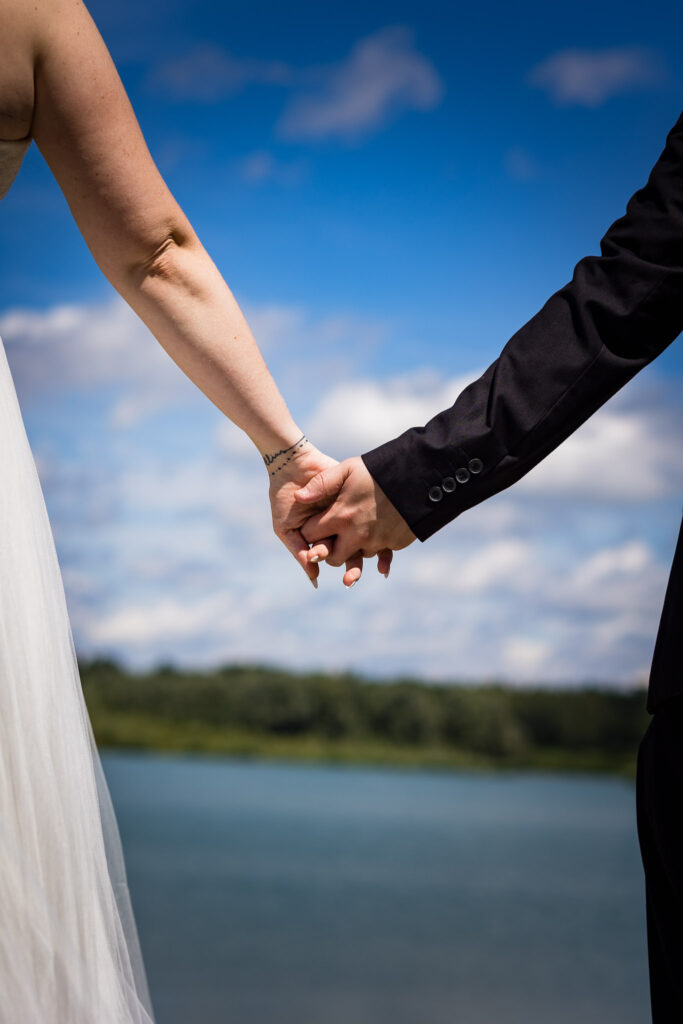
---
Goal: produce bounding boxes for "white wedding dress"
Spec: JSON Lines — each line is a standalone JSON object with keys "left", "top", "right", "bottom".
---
{"left": 1, "top": 139, "right": 155, "bottom": 1023}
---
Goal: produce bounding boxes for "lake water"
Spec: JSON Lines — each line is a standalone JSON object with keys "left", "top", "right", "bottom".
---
{"left": 102, "top": 752, "right": 651, "bottom": 1024}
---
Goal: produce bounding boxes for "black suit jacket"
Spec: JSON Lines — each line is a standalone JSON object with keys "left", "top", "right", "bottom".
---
{"left": 362, "top": 110, "right": 683, "bottom": 713}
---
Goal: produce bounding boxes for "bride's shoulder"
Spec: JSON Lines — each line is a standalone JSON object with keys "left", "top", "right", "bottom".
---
{"left": 1, "top": 0, "right": 94, "bottom": 71}
{"left": 0, "top": 0, "right": 72, "bottom": 44}
{"left": 1, "top": 0, "right": 84, "bottom": 30}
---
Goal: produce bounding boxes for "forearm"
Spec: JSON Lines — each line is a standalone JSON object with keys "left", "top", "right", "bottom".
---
{"left": 116, "top": 232, "right": 302, "bottom": 461}
{"left": 29, "top": 0, "right": 301, "bottom": 462}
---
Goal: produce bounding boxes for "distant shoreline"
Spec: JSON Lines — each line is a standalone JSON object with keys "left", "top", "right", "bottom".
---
{"left": 92, "top": 713, "right": 639, "bottom": 777}
{"left": 81, "top": 659, "right": 647, "bottom": 778}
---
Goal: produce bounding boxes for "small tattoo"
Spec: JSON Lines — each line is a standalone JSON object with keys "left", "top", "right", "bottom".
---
{"left": 263, "top": 434, "right": 308, "bottom": 474}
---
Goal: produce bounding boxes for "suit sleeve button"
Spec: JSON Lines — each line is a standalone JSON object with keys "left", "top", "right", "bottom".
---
{"left": 428, "top": 485, "right": 443, "bottom": 502}
{"left": 442, "top": 477, "right": 456, "bottom": 493}
{"left": 468, "top": 458, "right": 483, "bottom": 474}
{"left": 455, "top": 467, "right": 470, "bottom": 484}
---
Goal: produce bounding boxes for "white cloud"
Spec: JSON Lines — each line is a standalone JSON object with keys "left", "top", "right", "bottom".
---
{"left": 278, "top": 26, "right": 444, "bottom": 142}
{"left": 236, "top": 151, "right": 307, "bottom": 187}
{"left": 560, "top": 540, "right": 668, "bottom": 616}
{"left": 307, "top": 369, "right": 477, "bottom": 456}
{"left": 411, "top": 539, "right": 537, "bottom": 593}
{"left": 89, "top": 594, "right": 232, "bottom": 647}
{"left": 149, "top": 45, "right": 293, "bottom": 102}
{"left": 519, "top": 403, "right": 683, "bottom": 501}
{"left": 528, "top": 47, "right": 666, "bottom": 107}
{"left": 504, "top": 146, "right": 539, "bottom": 182}
{"left": 149, "top": 28, "right": 443, "bottom": 143}
{"left": 0, "top": 299, "right": 195, "bottom": 424}
{"left": 501, "top": 637, "right": 551, "bottom": 679}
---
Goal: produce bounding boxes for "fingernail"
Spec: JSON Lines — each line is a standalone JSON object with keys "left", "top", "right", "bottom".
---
{"left": 310, "top": 577, "right": 318, "bottom": 589}
{"left": 383, "top": 571, "right": 390, "bottom": 580}
{"left": 310, "top": 554, "right": 321, "bottom": 563}
{"left": 345, "top": 580, "right": 356, "bottom": 589}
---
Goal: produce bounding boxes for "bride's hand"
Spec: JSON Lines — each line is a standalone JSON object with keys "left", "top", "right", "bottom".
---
{"left": 268, "top": 444, "right": 363, "bottom": 587}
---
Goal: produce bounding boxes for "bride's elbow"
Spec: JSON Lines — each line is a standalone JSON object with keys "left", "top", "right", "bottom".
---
{"left": 113, "top": 220, "right": 210, "bottom": 301}
{"left": 130, "top": 224, "right": 197, "bottom": 284}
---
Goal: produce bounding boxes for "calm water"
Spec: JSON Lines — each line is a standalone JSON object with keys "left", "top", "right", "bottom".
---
{"left": 102, "top": 752, "right": 650, "bottom": 1024}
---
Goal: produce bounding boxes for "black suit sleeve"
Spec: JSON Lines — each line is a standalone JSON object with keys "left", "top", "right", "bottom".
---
{"left": 362, "top": 110, "right": 683, "bottom": 542}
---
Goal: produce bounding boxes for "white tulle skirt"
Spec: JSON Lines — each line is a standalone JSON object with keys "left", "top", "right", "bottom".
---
{"left": 0, "top": 336, "right": 155, "bottom": 1024}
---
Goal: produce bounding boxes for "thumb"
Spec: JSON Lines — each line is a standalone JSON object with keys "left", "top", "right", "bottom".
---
{"left": 295, "top": 462, "right": 350, "bottom": 503}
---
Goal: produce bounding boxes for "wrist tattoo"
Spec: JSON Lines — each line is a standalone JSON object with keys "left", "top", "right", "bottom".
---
{"left": 263, "top": 434, "right": 308, "bottom": 476}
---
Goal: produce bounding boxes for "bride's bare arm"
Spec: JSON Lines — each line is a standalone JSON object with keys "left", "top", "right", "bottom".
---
{"left": 22, "top": 0, "right": 352, "bottom": 581}
{"left": 29, "top": 0, "right": 299, "bottom": 457}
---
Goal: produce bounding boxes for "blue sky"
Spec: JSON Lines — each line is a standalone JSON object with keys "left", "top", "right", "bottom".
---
{"left": 1, "top": 0, "right": 682, "bottom": 684}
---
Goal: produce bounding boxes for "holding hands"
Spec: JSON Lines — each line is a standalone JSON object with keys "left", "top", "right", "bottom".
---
{"left": 268, "top": 447, "right": 416, "bottom": 589}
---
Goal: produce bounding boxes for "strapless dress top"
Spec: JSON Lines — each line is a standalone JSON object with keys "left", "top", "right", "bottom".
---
{"left": 0, "top": 136, "right": 31, "bottom": 200}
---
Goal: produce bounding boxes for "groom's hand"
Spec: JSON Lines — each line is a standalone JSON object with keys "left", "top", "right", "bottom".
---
{"left": 295, "top": 457, "right": 417, "bottom": 584}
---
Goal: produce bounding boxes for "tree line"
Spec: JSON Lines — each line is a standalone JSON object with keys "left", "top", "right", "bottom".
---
{"left": 80, "top": 659, "right": 649, "bottom": 770}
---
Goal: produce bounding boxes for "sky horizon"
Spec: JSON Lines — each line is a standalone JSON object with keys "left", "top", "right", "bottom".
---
{"left": 1, "top": 0, "right": 681, "bottom": 687}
